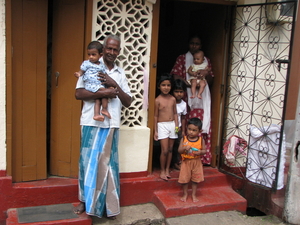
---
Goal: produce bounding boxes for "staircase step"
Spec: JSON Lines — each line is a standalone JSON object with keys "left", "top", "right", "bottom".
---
{"left": 6, "top": 203, "right": 92, "bottom": 225}
{"left": 120, "top": 167, "right": 232, "bottom": 206}
{"left": 153, "top": 186, "right": 247, "bottom": 218}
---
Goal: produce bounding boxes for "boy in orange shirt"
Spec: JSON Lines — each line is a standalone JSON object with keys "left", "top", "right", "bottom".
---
{"left": 178, "top": 117, "right": 206, "bottom": 202}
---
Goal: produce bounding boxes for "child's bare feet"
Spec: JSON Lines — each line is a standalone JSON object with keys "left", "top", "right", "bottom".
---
{"left": 192, "top": 195, "right": 199, "bottom": 202}
{"left": 197, "top": 95, "right": 202, "bottom": 99}
{"left": 101, "top": 109, "right": 111, "bottom": 119}
{"left": 180, "top": 194, "right": 188, "bottom": 202}
{"left": 93, "top": 114, "right": 105, "bottom": 121}
{"left": 73, "top": 202, "right": 85, "bottom": 215}
{"left": 160, "top": 172, "right": 168, "bottom": 181}
{"left": 174, "top": 163, "right": 181, "bottom": 170}
{"left": 190, "top": 95, "right": 195, "bottom": 99}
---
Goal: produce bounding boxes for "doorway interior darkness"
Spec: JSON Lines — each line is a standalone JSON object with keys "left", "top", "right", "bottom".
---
{"left": 154, "top": 0, "right": 231, "bottom": 169}
{"left": 46, "top": 0, "right": 53, "bottom": 173}
{"left": 157, "top": 1, "right": 228, "bottom": 79}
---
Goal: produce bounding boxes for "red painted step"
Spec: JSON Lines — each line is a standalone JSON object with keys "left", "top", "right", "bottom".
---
{"left": 6, "top": 203, "right": 92, "bottom": 225}
{"left": 153, "top": 186, "right": 247, "bottom": 218}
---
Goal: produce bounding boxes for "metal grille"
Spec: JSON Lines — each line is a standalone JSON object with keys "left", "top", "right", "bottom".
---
{"left": 221, "top": 1, "right": 296, "bottom": 189}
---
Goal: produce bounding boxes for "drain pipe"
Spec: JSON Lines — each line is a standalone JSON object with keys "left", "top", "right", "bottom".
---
{"left": 284, "top": 87, "right": 300, "bottom": 224}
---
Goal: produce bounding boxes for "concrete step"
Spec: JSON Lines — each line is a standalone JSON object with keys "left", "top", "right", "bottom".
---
{"left": 153, "top": 185, "right": 247, "bottom": 218}
{"left": 120, "top": 167, "right": 233, "bottom": 206}
{"left": 6, "top": 203, "right": 92, "bottom": 225}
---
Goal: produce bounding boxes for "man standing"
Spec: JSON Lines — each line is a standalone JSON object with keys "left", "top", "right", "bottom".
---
{"left": 74, "top": 34, "right": 131, "bottom": 219}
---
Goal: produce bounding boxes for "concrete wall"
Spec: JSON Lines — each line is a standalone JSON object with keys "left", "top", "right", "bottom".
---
{"left": 0, "top": 0, "right": 6, "bottom": 171}
{"left": 119, "top": 126, "right": 150, "bottom": 173}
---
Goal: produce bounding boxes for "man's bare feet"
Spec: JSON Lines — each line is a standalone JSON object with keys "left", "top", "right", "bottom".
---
{"left": 101, "top": 109, "right": 111, "bottom": 119}
{"left": 93, "top": 114, "right": 105, "bottom": 121}
{"left": 104, "top": 215, "right": 117, "bottom": 220}
{"left": 180, "top": 194, "right": 188, "bottom": 202}
{"left": 192, "top": 195, "right": 199, "bottom": 202}
{"left": 73, "top": 202, "right": 85, "bottom": 215}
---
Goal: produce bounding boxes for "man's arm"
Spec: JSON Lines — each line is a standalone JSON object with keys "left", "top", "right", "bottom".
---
{"left": 75, "top": 88, "right": 119, "bottom": 101}
{"left": 114, "top": 82, "right": 131, "bottom": 107}
{"left": 98, "top": 72, "right": 131, "bottom": 107}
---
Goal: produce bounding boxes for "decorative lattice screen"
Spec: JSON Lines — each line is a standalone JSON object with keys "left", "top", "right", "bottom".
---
{"left": 92, "top": 0, "right": 153, "bottom": 127}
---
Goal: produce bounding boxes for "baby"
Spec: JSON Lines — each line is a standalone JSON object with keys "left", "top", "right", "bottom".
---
{"left": 187, "top": 50, "right": 208, "bottom": 99}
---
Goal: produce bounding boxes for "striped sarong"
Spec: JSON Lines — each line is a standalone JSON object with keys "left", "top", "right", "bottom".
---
{"left": 78, "top": 126, "right": 120, "bottom": 218}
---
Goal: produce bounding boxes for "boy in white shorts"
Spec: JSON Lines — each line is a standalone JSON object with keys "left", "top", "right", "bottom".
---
{"left": 154, "top": 74, "right": 178, "bottom": 181}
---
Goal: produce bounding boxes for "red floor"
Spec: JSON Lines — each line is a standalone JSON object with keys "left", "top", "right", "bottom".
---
{"left": 4, "top": 167, "right": 247, "bottom": 224}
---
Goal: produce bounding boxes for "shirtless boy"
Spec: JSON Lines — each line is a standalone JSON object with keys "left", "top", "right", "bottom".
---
{"left": 154, "top": 74, "right": 179, "bottom": 181}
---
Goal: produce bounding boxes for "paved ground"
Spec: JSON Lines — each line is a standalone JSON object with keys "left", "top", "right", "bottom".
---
{"left": 91, "top": 203, "right": 287, "bottom": 225}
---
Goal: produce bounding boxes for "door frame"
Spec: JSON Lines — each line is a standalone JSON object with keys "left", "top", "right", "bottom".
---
{"left": 148, "top": 0, "right": 236, "bottom": 171}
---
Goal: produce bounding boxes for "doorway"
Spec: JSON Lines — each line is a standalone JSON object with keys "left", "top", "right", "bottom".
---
{"left": 153, "top": 0, "right": 233, "bottom": 169}
{"left": 9, "top": 0, "right": 89, "bottom": 182}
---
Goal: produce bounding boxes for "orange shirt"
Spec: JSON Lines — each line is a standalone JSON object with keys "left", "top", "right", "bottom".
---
{"left": 181, "top": 136, "right": 202, "bottom": 160}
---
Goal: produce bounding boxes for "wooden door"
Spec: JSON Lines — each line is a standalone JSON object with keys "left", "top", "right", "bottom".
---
{"left": 10, "top": 0, "right": 48, "bottom": 182}
{"left": 50, "top": 0, "right": 85, "bottom": 177}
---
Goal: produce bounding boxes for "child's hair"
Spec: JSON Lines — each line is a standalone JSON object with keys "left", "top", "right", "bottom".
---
{"left": 188, "top": 117, "right": 202, "bottom": 130}
{"left": 87, "top": 41, "right": 103, "bottom": 54}
{"left": 157, "top": 73, "right": 174, "bottom": 87}
{"left": 173, "top": 79, "right": 187, "bottom": 92}
{"left": 193, "top": 50, "right": 204, "bottom": 57}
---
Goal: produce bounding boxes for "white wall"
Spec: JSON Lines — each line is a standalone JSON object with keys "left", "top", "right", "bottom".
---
{"left": 0, "top": 0, "right": 6, "bottom": 171}
{"left": 119, "top": 126, "right": 150, "bottom": 173}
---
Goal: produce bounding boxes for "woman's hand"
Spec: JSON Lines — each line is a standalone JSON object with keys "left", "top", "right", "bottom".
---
{"left": 196, "top": 69, "right": 209, "bottom": 79}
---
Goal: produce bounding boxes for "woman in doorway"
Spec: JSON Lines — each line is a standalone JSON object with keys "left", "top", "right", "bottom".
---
{"left": 170, "top": 35, "right": 213, "bottom": 165}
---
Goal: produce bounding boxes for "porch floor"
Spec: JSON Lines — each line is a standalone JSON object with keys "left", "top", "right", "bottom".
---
{"left": 5, "top": 167, "right": 247, "bottom": 224}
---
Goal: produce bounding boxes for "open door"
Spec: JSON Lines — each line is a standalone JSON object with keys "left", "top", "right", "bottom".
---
{"left": 155, "top": 0, "right": 234, "bottom": 168}
{"left": 50, "top": 0, "right": 86, "bottom": 177}
{"left": 9, "top": 0, "right": 88, "bottom": 182}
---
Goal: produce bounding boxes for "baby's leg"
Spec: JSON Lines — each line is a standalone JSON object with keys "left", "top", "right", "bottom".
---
{"left": 93, "top": 99, "right": 105, "bottom": 121}
{"left": 191, "top": 182, "right": 199, "bottom": 202}
{"left": 190, "top": 79, "right": 197, "bottom": 98}
{"left": 180, "top": 183, "right": 188, "bottom": 202}
{"left": 197, "top": 79, "right": 207, "bottom": 99}
{"left": 101, "top": 98, "right": 111, "bottom": 119}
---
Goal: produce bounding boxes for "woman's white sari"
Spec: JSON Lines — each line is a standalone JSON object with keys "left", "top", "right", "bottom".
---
{"left": 185, "top": 52, "right": 211, "bottom": 133}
